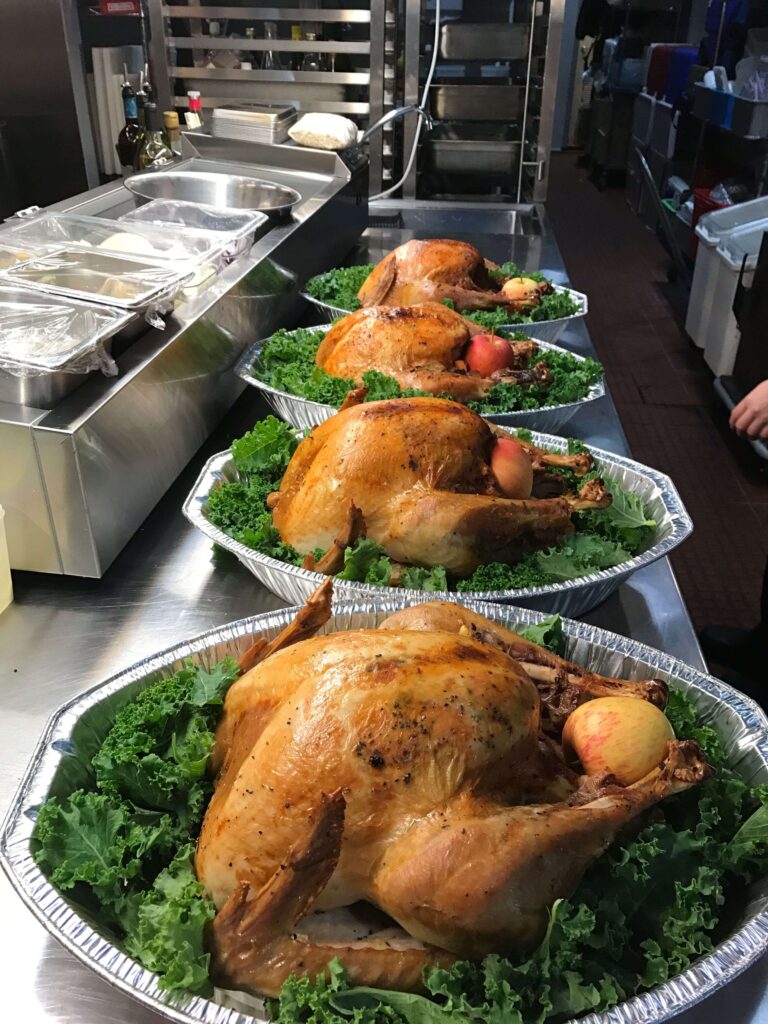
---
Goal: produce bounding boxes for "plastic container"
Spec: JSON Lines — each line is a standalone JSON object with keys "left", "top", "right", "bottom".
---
{"left": 703, "top": 223, "right": 767, "bottom": 376}
{"left": 0, "top": 249, "right": 193, "bottom": 312}
{"left": 1, "top": 212, "right": 225, "bottom": 269}
{"left": 0, "top": 285, "right": 134, "bottom": 407}
{"left": 632, "top": 92, "right": 656, "bottom": 145}
{"left": 650, "top": 99, "right": 677, "bottom": 158}
{"left": 119, "top": 199, "right": 268, "bottom": 260}
{"left": 664, "top": 46, "right": 698, "bottom": 105}
{"left": 645, "top": 44, "right": 677, "bottom": 97}
{"left": 0, "top": 505, "right": 12, "bottom": 614}
{"left": 687, "top": 199, "right": 768, "bottom": 347}
{"left": 730, "top": 95, "right": 768, "bottom": 138}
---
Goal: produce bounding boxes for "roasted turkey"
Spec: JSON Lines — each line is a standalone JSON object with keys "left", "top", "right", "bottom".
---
{"left": 270, "top": 396, "right": 610, "bottom": 577}
{"left": 315, "top": 301, "right": 549, "bottom": 402}
{"left": 357, "top": 238, "right": 553, "bottom": 313}
{"left": 197, "top": 583, "right": 711, "bottom": 997}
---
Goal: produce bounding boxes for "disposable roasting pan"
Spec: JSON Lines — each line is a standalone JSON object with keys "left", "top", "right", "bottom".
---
{"left": 183, "top": 428, "right": 691, "bottom": 617}
{"left": 2, "top": 598, "right": 767, "bottom": 1024}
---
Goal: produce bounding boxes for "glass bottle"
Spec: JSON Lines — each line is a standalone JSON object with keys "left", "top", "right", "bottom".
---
{"left": 261, "top": 21, "right": 283, "bottom": 71}
{"left": 116, "top": 76, "right": 141, "bottom": 176}
{"left": 138, "top": 103, "right": 175, "bottom": 169}
{"left": 301, "top": 31, "right": 323, "bottom": 72}
{"left": 163, "top": 110, "right": 182, "bottom": 155}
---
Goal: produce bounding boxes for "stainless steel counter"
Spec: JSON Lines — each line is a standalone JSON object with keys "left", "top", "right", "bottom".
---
{"left": 1, "top": 204, "right": 765, "bottom": 1024}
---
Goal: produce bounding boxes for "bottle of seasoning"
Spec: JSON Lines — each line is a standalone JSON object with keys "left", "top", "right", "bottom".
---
{"left": 186, "top": 90, "right": 202, "bottom": 129}
{"left": 163, "top": 110, "right": 181, "bottom": 155}
{"left": 290, "top": 24, "right": 302, "bottom": 71}
{"left": 301, "top": 31, "right": 323, "bottom": 72}
{"left": 138, "top": 103, "right": 175, "bottom": 169}
{"left": 116, "top": 71, "right": 141, "bottom": 175}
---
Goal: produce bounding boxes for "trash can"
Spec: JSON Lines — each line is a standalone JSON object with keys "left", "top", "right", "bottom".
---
{"left": 685, "top": 196, "right": 768, "bottom": 347}
{"left": 703, "top": 223, "right": 768, "bottom": 377}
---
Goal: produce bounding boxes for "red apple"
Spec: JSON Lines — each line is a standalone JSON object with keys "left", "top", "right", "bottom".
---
{"left": 465, "top": 333, "right": 517, "bottom": 377}
{"left": 490, "top": 438, "right": 533, "bottom": 499}
{"left": 562, "top": 696, "right": 675, "bottom": 785}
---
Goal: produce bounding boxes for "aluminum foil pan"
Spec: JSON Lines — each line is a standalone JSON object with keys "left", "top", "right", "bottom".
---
{"left": 1, "top": 597, "right": 767, "bottom": 1024}
{"left": 236, "top": 328, "right": 605, "bottom": 434}
{"left": 299, "top": 285, "right": 589, "bottom": 344}
{"left": 182, "top": 427, "right": 692, "bottom": 617}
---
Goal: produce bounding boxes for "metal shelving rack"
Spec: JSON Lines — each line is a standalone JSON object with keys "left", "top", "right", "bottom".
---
{"left": 145, "top": 1, "right": 391, "bottom": 191}
{"left": 400, "top": 0, "right": 564, "bottom": 202}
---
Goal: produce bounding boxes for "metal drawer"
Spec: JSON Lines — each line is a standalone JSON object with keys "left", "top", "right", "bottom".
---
{"left": 439, "top": 23, "right": 529, "bottom": 60}
{"left": 427, "top": 124, "right": 521, "bottom": 175}
{"left": 431, "top": 84, "right": 526, "bottom": 122}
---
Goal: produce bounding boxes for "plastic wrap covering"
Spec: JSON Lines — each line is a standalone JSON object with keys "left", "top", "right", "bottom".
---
{"left": 0, "top": 249, "right": 193, "bottom": 312}
{"left": 0, "top": 287, "right": 133, "bottom": 378}
{"left": 119, "top": 199, "right": 268, "bottom": 259}
{"left": 0, "top": 211, "right": 225, "bottom": 268}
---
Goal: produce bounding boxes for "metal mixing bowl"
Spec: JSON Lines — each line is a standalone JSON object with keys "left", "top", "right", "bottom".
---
{"left": 124, "top": 170, "right": 301, "bottom": 216}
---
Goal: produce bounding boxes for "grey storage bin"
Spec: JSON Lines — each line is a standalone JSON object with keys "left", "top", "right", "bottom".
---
{"left": 650, "top": 99, "right": 677, "bottom": 158}
{"left": 730, "top": 95, "right": 768, "bottom": 138}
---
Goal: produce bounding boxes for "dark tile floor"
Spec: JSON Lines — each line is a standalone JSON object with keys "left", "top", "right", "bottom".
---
{"left": 546, "top": 153, "right": 768, "bottom": 633}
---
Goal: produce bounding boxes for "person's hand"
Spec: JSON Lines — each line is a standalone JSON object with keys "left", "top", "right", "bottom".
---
{"left": 730, "top": 380, "right": 768, "bottom": 440}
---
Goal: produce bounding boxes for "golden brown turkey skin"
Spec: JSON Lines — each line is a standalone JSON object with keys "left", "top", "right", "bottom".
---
{"left": 315, "top": 302, "right": 540, "bottom": 402}
{"left": 358, "top": 239, "right": 506, "bottom": 311}
{"left": 200, "top": 601, "right": 712, "bottom": 995}
{"left": 271, "top": 397, "right": 577, "bottom": 576}
{"left": 197, "top": 628, "right": 542, "bottom": 912}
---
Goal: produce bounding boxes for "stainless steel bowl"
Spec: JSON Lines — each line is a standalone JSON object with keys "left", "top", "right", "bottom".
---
{"left": 124, "top": 170, "right": 302, "bottom": 216}
{"left": 236, "top": 327, "right": 605, "bottom": 434}
{"left": 183, "top": 427, "right": 692, "bottom": 616}
{"left": 2, "top": 597, "right": 767, "bottom": 1024}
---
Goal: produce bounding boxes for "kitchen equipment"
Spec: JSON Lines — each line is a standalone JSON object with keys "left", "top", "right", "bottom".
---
{"left": 300, "top": 286, "right": 588, "bottom": 344}
{"left": 0, "top": 249, "right": 193, "bottom": 312}
{"left": 438, "top": 23, "right": 529, "bottom": 61}
{"left": 119, "top": 199, "right": 268, "bottom": 259}
{"left": 0, "top": 140, "right": 367, "bottom": 577}
{"left": 0, "top": 286, "right": 134, "bottom": 408}
{"left": 236, "top": 329, "right": 602, "bottom": 434}
{"left": 427, "top": 123, "right": 521, "bottom": 176}
{"left": 431, "top": 84, "right": 526, "bottom": 122}
{"left": 1, "top": 211, "right": 226, "bottom": 269}
{"left": 124, "top": 170, "right": 301, "bottom": 216}
{"left": 4, "top": 594, "right": 760, "bottom": 1024}
{"left": 211, "top": 104, "right": 297, "bottom": 145}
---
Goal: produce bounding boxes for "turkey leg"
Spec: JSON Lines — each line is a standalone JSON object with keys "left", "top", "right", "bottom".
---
{"left": 210, "top": 791, "right": 454, "bottom": 997}
{"left": 368, "top": 741, "right": 711, "bottom": 958}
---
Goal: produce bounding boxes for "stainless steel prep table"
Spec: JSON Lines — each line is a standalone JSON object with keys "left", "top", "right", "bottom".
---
{"left": 1, "top": 204, "right": 765, "bottom": 1024}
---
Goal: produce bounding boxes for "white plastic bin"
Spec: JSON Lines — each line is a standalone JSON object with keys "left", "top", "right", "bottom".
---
{"left": 685, "top": 196, "right": 768, "bottom": 347}
{"left": 702, "top": 223, "right": 768, "bottom": 377}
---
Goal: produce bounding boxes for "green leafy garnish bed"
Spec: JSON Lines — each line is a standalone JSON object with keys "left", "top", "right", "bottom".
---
{"left": 251, "top": 326, "right": 603, "bottom": 415}
{"left": 33, "top": 658, "right": 240, "bottom": 994}
{"left": 303, "top": 262, "right": 582, "bottom": 328}
{"left": 204, "top": 418, "right": 657, "bottom": 593}
{"left": 33, "top": 622, "right": 768, "bottom": 1016}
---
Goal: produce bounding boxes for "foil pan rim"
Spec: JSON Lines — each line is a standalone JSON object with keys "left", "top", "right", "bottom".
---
{"left": 1, "top": 597, "right": 768, "bottom": 1024}
{"left": 298, "top": 285, "right": 590, "bottom": 329}
{"left": 234, "top": 326, "right": 605, "bottom": 424}
{"left": 182, "top": 427, "right": 693, "bottom": 605}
